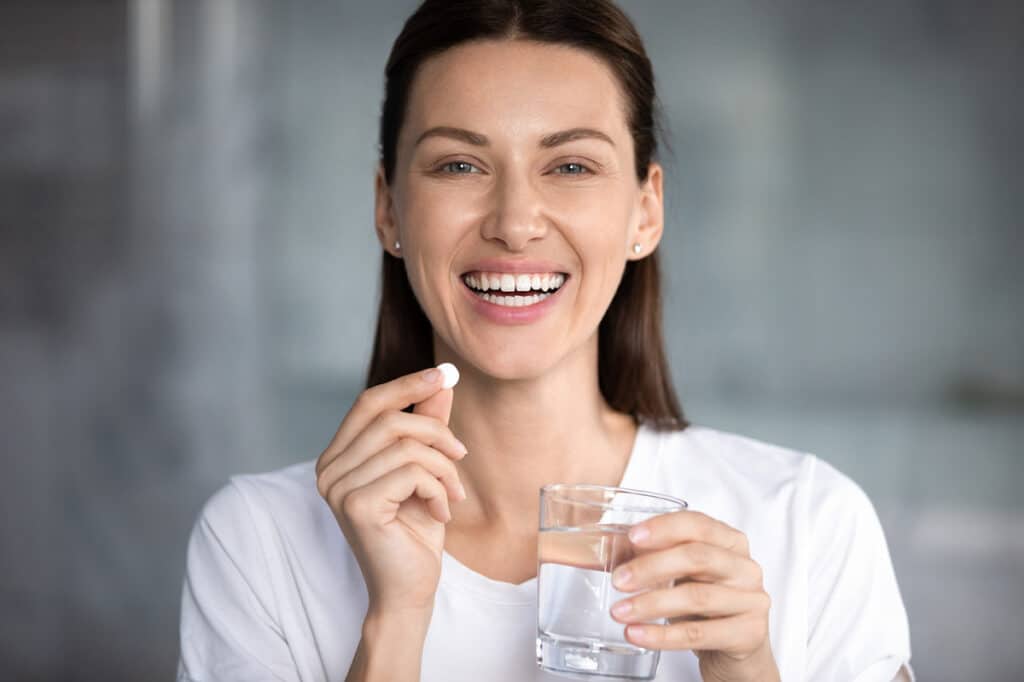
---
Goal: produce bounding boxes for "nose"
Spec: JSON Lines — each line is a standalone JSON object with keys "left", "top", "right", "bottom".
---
{"left": 479, "top": 172, "right": 548, "bottom": 251}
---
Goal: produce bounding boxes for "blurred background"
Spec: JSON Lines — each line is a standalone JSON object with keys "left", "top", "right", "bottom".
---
{"left": 2, "top": 0, "right": 1022, "bottom": 680}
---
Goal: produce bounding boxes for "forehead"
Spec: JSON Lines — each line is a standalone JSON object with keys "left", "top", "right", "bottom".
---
{"left": 402, "top": 39, "right": 630, "bottom": 145}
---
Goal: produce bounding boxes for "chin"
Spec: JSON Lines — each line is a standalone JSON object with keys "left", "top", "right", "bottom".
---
{"left": 458, "top": 343, "right": 564, "bottom": 382}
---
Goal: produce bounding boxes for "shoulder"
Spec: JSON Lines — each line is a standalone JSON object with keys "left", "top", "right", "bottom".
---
{"left": 642, "top": 423, "right": 871, "bottom": 522}
{"left": 646, "top": 423, "right": 812, "bottom": 490}
{"left": 198, "top": 459, "right": 321, "bottom": 526}
{"left": 640, "top": 424, "right": 911, "bottom": 676}
{"left": 183, "top": 458, "right": 358, "bottom": 607}
{"left": 659, "top": 424, "right": 809, "bottom": 475}
{"left": 188, "top": 459, "right": 336, "bottom": 561}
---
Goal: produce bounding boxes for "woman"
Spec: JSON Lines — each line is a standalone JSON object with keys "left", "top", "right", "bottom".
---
{"left": 178, "top": 1, "right": 913, "bottom": 680}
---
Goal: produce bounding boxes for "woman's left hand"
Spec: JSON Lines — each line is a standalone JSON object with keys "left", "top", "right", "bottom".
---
{"left": 609, "top": 511, "right": 780, "bottom": 682}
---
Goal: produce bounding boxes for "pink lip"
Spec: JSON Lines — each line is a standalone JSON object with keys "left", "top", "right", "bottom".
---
{"left": 461, "top": 258, "right": 569, "bottom": 275}
{"left": 458, "top": 274, "right": 569, "bottom": 325}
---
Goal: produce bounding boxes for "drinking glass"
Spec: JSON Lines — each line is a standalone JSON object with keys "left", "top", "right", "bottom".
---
{"left": 536, "top": 484, "right": 688, "bottom": 680}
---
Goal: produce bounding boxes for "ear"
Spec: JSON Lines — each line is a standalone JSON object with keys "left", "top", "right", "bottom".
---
{"left": 374, "top": 164, "right": 402, "bottom": 258}
{"left": 628, "top": 162, "right": 665, "bottom": 260}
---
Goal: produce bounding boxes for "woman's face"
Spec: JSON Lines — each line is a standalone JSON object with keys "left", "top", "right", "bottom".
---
{"left": 376, "top": 39, "right": 663, "bottom": 380}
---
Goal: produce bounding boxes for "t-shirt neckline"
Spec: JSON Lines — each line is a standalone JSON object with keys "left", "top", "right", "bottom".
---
{"left": 438, "top": 420, "right": 656, "bottom": 605}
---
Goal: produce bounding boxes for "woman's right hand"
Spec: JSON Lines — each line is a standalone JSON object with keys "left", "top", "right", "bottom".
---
{"left": 315, "top": 366, "right": 467, "bottom": 624}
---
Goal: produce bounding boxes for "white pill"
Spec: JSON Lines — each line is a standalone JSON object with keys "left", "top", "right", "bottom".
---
{"left": 436, "top": 362, "right": 460, "bottom": 389}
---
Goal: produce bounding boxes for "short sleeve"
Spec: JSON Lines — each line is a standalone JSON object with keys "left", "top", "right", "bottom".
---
{"left": 804, "top": 458, "right": 912, "bottom": 681}
{"left": 177, "top": 481, "right": 299, "bottom": 682}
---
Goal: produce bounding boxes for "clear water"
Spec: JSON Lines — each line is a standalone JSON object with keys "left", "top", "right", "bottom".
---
{"left": 537, "top": 526, "right": 661, "bottom": 680}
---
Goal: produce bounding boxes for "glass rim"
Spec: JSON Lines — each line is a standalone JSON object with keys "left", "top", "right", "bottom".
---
{"left": 540, "top": 483, "right": 687, "bottom": 513}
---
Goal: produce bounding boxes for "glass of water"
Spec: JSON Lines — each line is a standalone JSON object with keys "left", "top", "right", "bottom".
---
{"left": 536, "top": 484, "right": 688, "bottom": 680}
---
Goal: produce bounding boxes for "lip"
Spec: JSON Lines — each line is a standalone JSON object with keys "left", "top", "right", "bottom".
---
{"left": 460, "top": 258, "right": 570, "bottom": 275}
{"left": 458, "top": 272, "right": 569, "bottom": 325}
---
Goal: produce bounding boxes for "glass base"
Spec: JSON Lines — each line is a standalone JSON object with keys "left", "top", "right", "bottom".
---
{"left": 536, "top": 632, "right": 659, "bottom": 680}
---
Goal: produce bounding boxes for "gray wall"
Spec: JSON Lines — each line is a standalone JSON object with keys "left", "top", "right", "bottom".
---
{"left": 2, "top": 1, "right": 1022, "bottom": 680}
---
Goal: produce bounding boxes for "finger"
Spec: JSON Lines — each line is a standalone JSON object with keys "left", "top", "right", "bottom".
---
{"left": 413, "top": 386, "right": 453, "bottom": 425}
{"left": 629, "top": 510, "right": 750, "bottom": 557}
{"left": 329, "top": 438, "right": 465, "bottom": 506}
{"left": 624, "top": 613, "right": 766, "bottom": 653}
{"left": 611, "top": 582, "right": 771, "bottom": 624}
{"left": 612, "top": 542, "right": 763, "bottom": 592}
{"left": 317, "top": 409, "right": 467, "bottom": 484}
{"left": 317, "top": 367, "right": 446, "bottom": 473}
{"left": 336, "top": 462, "right": 451, "bottom": 525}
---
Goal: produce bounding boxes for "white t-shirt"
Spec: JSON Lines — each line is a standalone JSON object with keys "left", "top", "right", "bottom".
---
{"left": 177, "top": 423, "right": 913, "bottom": 681}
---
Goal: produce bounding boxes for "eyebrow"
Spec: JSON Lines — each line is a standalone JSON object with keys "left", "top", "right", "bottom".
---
{"left": 414, "top": 126, "right": 615, "bottom": 149}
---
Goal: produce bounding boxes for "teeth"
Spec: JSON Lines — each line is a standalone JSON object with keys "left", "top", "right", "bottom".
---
{"left": 462, "top": 270, "right": 568, "bottom": 303}
{"left": 464, "top": 271, "right": 566, "bottom": 292}
{"left": 477, "top": 292, "right": 550, "bottom": 307}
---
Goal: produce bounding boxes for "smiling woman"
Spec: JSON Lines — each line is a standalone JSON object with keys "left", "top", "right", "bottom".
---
{"left": 176, "top": 2, "right": 913, "bottom": 682}
{"left": 370, "top": 34, "right": 681, "bottom": 420}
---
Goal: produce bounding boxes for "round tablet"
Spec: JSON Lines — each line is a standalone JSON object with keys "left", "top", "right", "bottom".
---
{"left": 436, "top": 362, "right": 460, "bottom": 389}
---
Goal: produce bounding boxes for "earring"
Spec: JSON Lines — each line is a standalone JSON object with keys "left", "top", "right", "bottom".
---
{"left": 394, "top": 240, "right": 401, "bottom": 250}
{"left": 632, "top": 243, "right": 642, "bottom": 254}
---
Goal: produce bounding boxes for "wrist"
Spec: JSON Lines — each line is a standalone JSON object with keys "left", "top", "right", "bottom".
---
{"left": 700, "top": 644, "right": 780, "bottom": 682}
{"left": 352, "top": 609, "right": 432, "bottom": 682}
{"left": 362, "top": 607, "right": 432, "bottom": 642}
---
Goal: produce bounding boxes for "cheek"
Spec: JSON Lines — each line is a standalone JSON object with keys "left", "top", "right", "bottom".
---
{"left": 404, "top": 242, "right": 452, "bottom": 310}
{"left": 401, "top": 185, "right": 485, "bottom": 261}
{"left": 563, "top": 200, "right": 633, "bottom": 279}
{"left": 554, "top": 179, "right": 635, "bottom": 231}
{"left": 394, "top": 195, "right": 469, "bottom": 322}
{"left": 570, "top": 232, "right": 633, "bottom": 327}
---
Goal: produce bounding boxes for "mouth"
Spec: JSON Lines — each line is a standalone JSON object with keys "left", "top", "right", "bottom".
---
{"left": 460, "top": 270, "right": 568, "bottom": 307}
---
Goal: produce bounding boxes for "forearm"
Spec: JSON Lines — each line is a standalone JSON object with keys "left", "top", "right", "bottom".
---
{"left": 345, "top": 612, "right": 430, "bottom": 682}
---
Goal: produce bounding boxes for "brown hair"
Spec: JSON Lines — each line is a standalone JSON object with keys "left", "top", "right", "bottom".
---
{"left": 367, "top": 0, "right": 686, "bottom": 431}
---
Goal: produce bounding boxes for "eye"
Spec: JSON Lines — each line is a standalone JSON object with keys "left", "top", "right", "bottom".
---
{"left": 437, "top": 160, "right": 482, "bottom": 174}
{"left": 551, "top": 162, "right": 593, "bottom": 175}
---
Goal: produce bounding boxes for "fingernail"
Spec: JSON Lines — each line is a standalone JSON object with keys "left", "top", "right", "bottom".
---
{"left": 455, "top": 439, "right": 469, "bottom": 456}
{"left": 626, "top": 625, "right": 647, "bottom": 642}
{"left": 457, "top": 483, "right": 467, "bottom": 500}
{"left": 611, "top": 601, "right": 632, "bottom": 618}
{"left": 423, "top": 368, "right": 441, "bottom": 383}
{"left": 613, "top": 567, "right": 632, "bottom": 589}
{"left": 628, "top": 525, "right": 650, "bottom": 544}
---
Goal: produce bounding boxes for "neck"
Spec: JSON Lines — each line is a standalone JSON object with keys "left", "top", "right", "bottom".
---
{"left": 439, "top": 336, "right": 637, "bottom": 533}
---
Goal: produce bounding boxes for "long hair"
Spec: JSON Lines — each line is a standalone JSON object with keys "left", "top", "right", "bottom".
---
{"left": 367, "top": 0, "right": 686, "bottom": 430}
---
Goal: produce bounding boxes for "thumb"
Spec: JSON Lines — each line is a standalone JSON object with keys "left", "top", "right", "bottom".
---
{"left": 413, "top": 387, "right": 453, "bottom": 425}
{"left": 413, "top": 363, "right": 458, "bottom": 424}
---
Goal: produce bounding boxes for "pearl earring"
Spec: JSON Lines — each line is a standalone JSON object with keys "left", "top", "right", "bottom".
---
{"left": 394, "top": 241, "right": 401, "bottom": 250}
{"left": 632, "top": 243, "right": 642, "bottom": 254}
